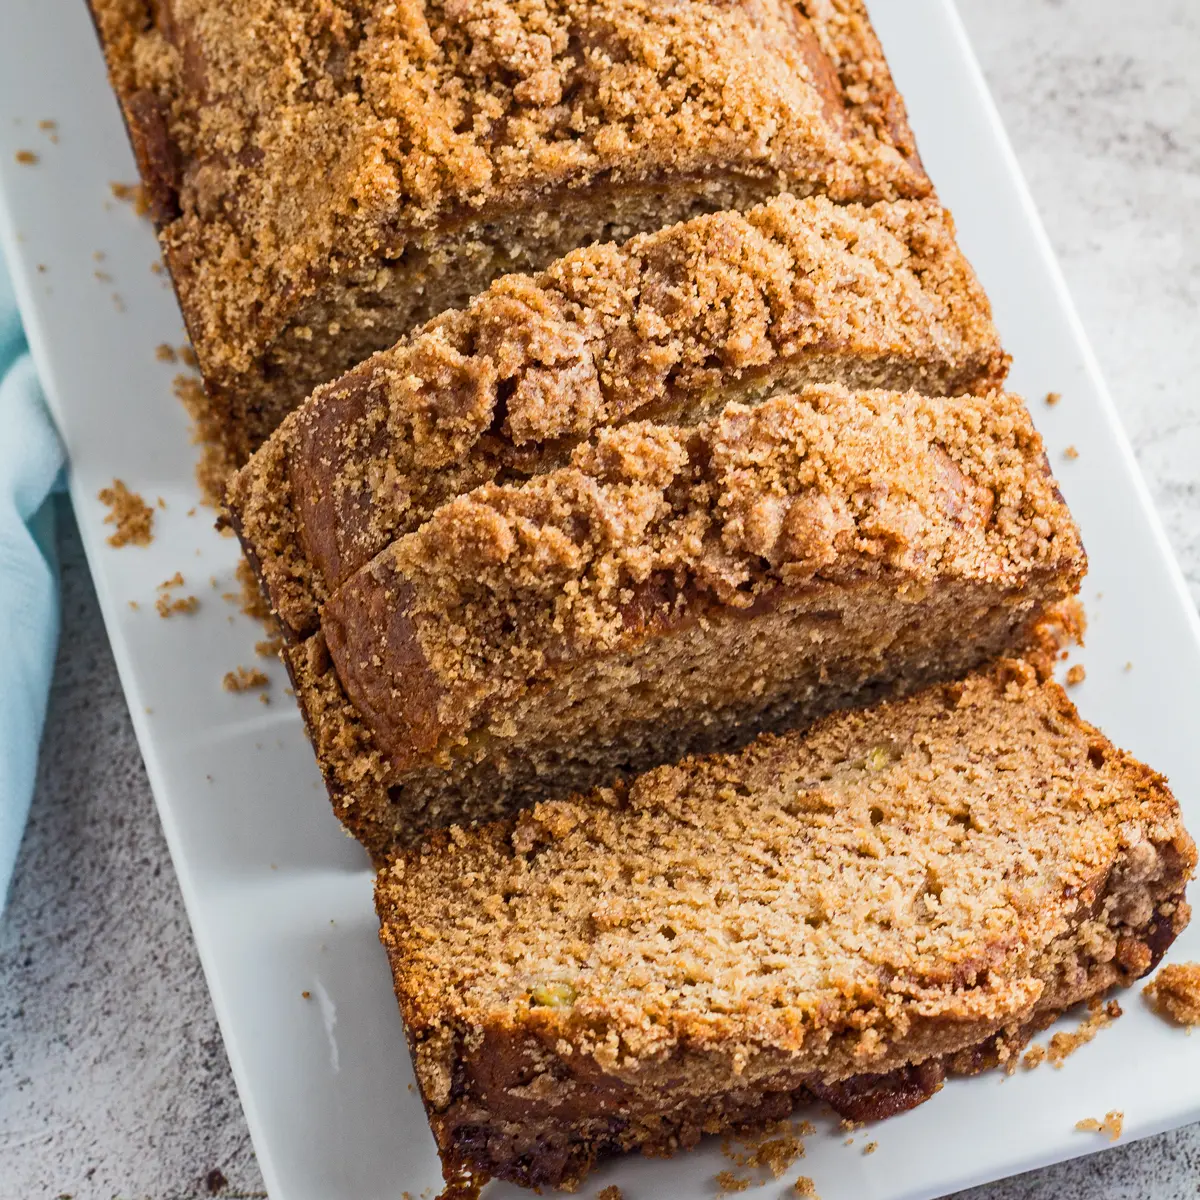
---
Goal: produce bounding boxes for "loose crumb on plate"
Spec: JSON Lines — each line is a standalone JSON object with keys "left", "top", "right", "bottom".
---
{"left": 1064, "top": 445, "right": 1079, "bottom": 460}
{"left": 1144, "top": 963, "right": 1200, "bottom": 1026}
{"left": 156, "top": 343, "right": 178, "bottom": 362}
{"left": 793, "top": 1178, "right": 819, "bottom": 1198}
{"left": 863, "top": 1142, "right": 878, "bottom": 1155}
{"left": 596, "top": 1187, "right": 623, "bottom": 1200}
{"left": 715, "top": 1171, "right": 750, "bottom": 1194}
{"left": 1066, "top": 664, "right": 1086, "bottom": 686}
{"left": 256, "top": 635, "right": 284, "bottom": 659}
{"left": 38, "top": 119, "right": 57, "bottom": 131}
{"left": 1046, "top": 998, "right": 1122, "bottom": 1068}
{"left": 98, "top": 479, "right": 153, "bottom": 547}
{"left": 1045, "top": 391, "right": 1062, "bottom": 406}
{"left": 223, "top": 666, "right": 269, "bottom": 694}
{"left": 157, "top": 593, "right": 199, "bottom": 618}
{"left": 301, "top": 991, "right": 311, "bottom": 1000}
{"left": 15, "top": 150, "right": 38, "bottom": 165}
{"left": 173, "top": 373, "right": 236, "bottom": 509}
{"left": 722, "top": 1123, "right": 806, "bottom": 1178}
{"left": 1075, "top": 1111, "right": 1123, "bottom": 1142}
{"left": 110, "top": 180, "right": 149, "bottom": 215}
{"left": 179, "top": 344, "right": 199, "bottom": 368}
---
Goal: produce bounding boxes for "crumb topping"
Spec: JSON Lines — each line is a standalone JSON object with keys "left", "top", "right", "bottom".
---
{"left": 91, "top": 0, "right": 928, "bottom": 380}
{"left": 1075, "top": 1110, "right": 1123, "bottom": 1142}
{"left": 98, "top": 479, "right": 154, "bottom": 547}
{"left": 1144, "top": 962, "right": 1200, "bottom": 1026}
{"left": 223, "top": 665, "right": 270, "bottom": 693}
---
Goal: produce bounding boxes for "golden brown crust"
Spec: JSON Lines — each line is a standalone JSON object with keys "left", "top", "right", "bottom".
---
{"left": 375, "top": 663, "right": 1195, "bottom": 1189}
{"left": 90, "top": 0, "right": 930, "bottom": 458}
{"left": 324, "top": 386, "right": 1081, "bottom": 772}
{"left": 227, "top": 193, "right": 1008, "bottom": 640}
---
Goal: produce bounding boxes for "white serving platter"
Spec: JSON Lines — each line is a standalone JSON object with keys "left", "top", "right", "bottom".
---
{"left": 2, "top": 1, "right": 1199, "bottom": 1197}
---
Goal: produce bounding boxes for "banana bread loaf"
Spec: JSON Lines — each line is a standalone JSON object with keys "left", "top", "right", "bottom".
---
{"left": 228, "top": 193, "right": 1007, "bottom": 640}
{"left": 288, "top": 384, "right": 1083, "bottom": 859}
{"left": 376, "top": 661, "right": 1195, "bottom": 1191}
{"left": 88, "top": 0, "right": 931, "bottom": 463}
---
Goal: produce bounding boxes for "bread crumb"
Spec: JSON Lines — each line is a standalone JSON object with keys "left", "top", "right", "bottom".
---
{"left": 1064, "top": 445, "right": 1079, "bottom": 460}
{"left": 259, "top": 693, "right": 271, "bottom": 705}
{"left": 128, "top": 600, "right": 139, "bottom": 611}
{"left": 110, "top": 181, "right": 149, "bottom": 215}
{"left": 255, "top": 636, "right": 284, "bottom": 659}
{"left": 722, "top": 1125, "right": 806, "bottom": 1178}
{"left": 15, "top": 150, "right": 38, "bottom": 165}
{"left": 863, "top": 1141, "right": 878, "bottom": 1155}
{"left": 234, "top": 554, "right": 274, "bottom": 624}
{"left": 1045, "top": 391, "right": 1062, "bottom": 406}
{"left": 1144, "top": 963, "right": 1200, "bottom": 1026}
{"left": 1075, "top": 1111, "right": 1123, "bottom": 1142}
{"left": 156, "top": 343, "right": 178, "bottom": 362}
{"left": 793, "top": 1178, "right": 819, "bottom": 1198}
{"left": 38, "top": 119, "right": 57, "bottom": 131}
{"left": 111, "top": 292, "right": 125, "bottom": 312}
{"left": 1046, "top": 997, "right": 1122, "bottom": 1067}
{"left": 93, "top": 250, "right": 105, "bottom": 262}
{"left": 838, "top": 1119, "right": 864, "bottom": 1132}
{"left": 98, "top": 480, "right": 153, "bottom": 547}
{"left": 94, "top": 269, "right": 112, "bottom": 282}
{"left": 179, "top": 345, "right": 199, "bottom": 368}
{"left": 1066, "top": 664, "right": 1086, "bottom": 686}
{"left": 597, "top": 1188, "right": 623, "bottom": 1200}
{"left": 36, "top": 264, "right": 47, "bottom": 274}
{"left": 150, "top": 261, "right": 165, "bottom": 275}
{"left": 795, "top": 1121, "right": 816, "bottom": 1137}
{"left": 715, "top": 1172, "right": 750, "bottom": 1194}
{"left": 158, "top": 572, "right": 184, "bottom": 590}
{"left": 301, "top": 990, "right": 311, "bottom": 1000}
{"left": 1022, "top": 1044, "right": 1047, "bottom": 1070}
{"left": 157, "top": 594, "right": 199, "bottom": 618}
{"left": 223, "top": 666, "right": 269, "bottom": 693}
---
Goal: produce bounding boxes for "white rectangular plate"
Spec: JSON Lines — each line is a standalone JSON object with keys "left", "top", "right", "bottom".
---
{"left": 2, "top": 1, "right": 1199, "bottom": 1197}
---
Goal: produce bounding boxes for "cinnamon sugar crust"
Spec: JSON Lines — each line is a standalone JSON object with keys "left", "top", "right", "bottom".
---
{"left": 89, "top": 0, "right": 931, "bottom": 461}
{"left": 376, "top": 663, "right": 1195, "bottom": 1189}
{"left": 227, "top": 193, "right": 1007, "bottom": 640}
{"left": 286, "top": 384, "right": 1083, "bottom": 858}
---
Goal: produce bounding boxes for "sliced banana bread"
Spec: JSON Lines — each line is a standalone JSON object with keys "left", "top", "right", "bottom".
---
{"left": 228, "top": 193, "right": 1006, "bottom": 640}
{"left": 89, "top": 0, "right": 930, "bottom": 463}
{"left": 376, "top": 661, "right": 1195, "bottom": 1191}
{"left": 289, "top": 384, "right": 1083, "bottom": 858}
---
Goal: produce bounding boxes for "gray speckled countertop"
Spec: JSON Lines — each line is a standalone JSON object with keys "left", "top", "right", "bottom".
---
{"left": 2, "top": 1, "right": 1198, "bottom": 1197}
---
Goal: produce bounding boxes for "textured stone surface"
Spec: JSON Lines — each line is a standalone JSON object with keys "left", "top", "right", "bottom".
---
{"left": 0, "top": 1, "right": 1197, "bottom": 1197}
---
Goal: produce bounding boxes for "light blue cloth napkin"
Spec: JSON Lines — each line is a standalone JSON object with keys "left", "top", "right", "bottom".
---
{"left": 0, "top": 261, "right": 64, "bottom": 907}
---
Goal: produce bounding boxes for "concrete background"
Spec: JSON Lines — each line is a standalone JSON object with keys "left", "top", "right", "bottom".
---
{"left": 2, "top": 0, "right": 1198, "bottom": 1196}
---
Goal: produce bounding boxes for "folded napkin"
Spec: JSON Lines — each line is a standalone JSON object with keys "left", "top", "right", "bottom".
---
{"left": 0, "top": 261, "right": 64, "bottom": 908}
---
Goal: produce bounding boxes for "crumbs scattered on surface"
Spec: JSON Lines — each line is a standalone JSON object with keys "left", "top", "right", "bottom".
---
{"left": 179, "top": 344, "right": 199, "bottom": 368}
{"left": 151, "top": 260, "right": 165, "bottom": 275}
{"left": 596, "top": 1188, "right": 623, "bottom": 1200}
{"left": 128, "top": 600, "right": 139, "bottom": 611}
{"left": 15, "top": 150, "right": 38, "bottom": 165}
{"left": 110, "top": 180, "right": 150, "bottom": 215}
{"left": 256, "top": 635, "right": 284, "bottom": 659}
{"left": 722, "top": 1122, "right": 806, "bottom": 1179}
{"left": 1124, "top": 661, "right": 1133, "bottom": 672}
{"left": 236, "top": 556, "right": 277, "bottom": 625}
{"left": 1144, "top": 963, "right": 1200, "bottom": 1027}
{"left": 838, "top": 1119, "right": 864, "bottom": 1132}
{"left": 1026, "top": 997, "right": 1122, "bottom": 1069}
{"left": 1045, "top": 391, "right": 1062, "bottom": 407}
{"left": 863, "top": 1142, "right": 878, "bottom": 1155}
{"left": 223, "top": 666, "right": 269, "bottom": 694}
{"left": 715, "top": 1171, "right": 750, "bottom": 1194}
{"left": 98, "top": 480, "right": 154, "bottom": 547}
{"left": 301, "top": 991, "right": 311, "bottom": 1000}
{"left": 1064, "top": 445, "right": 1079, "bottom": 460}
{"left": 1066, "top": 664, "right": 1086, "bottom": 686}
{"left": 1075, "top": 1111, "right": 1123, "bottom": 1142}
{"left": 156, "top": 343, "right": 178, "bottom": 362}
{"left": 173, "top": 373, "right": 236, "bottom": 509}
{"left": 95, "top": 269, "right": 113, "bottom": 282}
{"left": 156, "top": 572, "right": 199, "bottom": 618}
{"left": 793, "top": 1178, "right": 819, "bottom": 1198}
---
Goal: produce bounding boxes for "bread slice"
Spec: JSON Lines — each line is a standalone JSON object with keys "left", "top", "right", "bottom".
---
{"left": 226, "top": 194, "right": 1007, "bottom": 641}
{"left": 288, "top": 384, "right": 1083, "bottom": 859}
{"left": 376, "top": 662, "right": 1196, "bottom": 1191}
{"left": 89, "top": 0, "right": 931, "bottom": 464}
